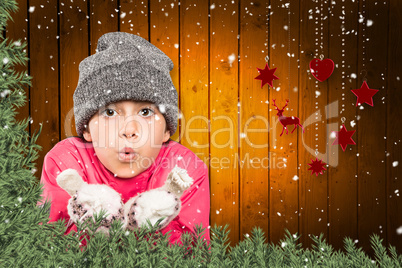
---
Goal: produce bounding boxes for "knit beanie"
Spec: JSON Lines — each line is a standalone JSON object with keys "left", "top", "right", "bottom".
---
{"left": 73, "top": 32, "right": 178, "bottom": 138}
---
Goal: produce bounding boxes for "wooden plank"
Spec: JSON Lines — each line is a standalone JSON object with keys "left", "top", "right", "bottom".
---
{"left": 149, "top": 0, "right": 180, "bottom": 141}
{"left": 6, "top": 0, "right": 29, "bottom": 130}
{"left": 387, "top": 0, "right": 402, "bottom": 252}
{"left": 6, "top": 1, "right": 31, "bottom": 163}
{"left": 210, "top": 0, "right": 239, "bottom": 246}
{"left": 87, "top": 0, "right": 117, "bottom": 149}
{"left": 120, "top": 0, "right": 149, "bottom": 39}
{"left": 59, "top": 0, "right": 89, "bottom": 139}
{"left": 327, "top": 1, "right": 359, "bottom": 251}
{"left": 268, "top": 0, "right": 300, "bottom": 245}
{"left": 238, "top": 0, "right": 270, "bottom": 241}
{"left": 89, "top": 0, "right": 118, "bottom": 55}
{"left": 298, "top": 0, "right": 330, "bottom": 248}
{"left": 179, "top": 0, "right": 209, "bottom": 164}
{"left": 29, "top": 1, "right": 59, "bottom": 177}
{"left": 356, "top": 0, "right": 388, "bottom": 254}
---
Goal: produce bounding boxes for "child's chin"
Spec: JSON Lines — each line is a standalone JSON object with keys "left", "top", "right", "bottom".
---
{"left": 114, "top": 168, "right": 144, "bottom": 179}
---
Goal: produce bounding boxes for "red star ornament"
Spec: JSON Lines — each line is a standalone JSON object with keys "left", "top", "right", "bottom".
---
{"left": 351, "top": 81, "right": 379, "bottom": 106}
{"left": 308, "top": 158, "right": 327, "bottom": 176}
{"left": 255, "top": 63, "right": 279, "bottom": 88}
{"left": 332, "top": 124, "right": 356, "bottom": 152}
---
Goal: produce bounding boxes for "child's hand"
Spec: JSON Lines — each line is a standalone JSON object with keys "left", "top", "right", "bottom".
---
{"left": 123, "top": 165, "right": 193, "bottom": 231}
{"left": 56, "top": 169, "right": 125, "bottom": 234}
{"left": 123, "top": 189, "right": 180, "bottom": 230}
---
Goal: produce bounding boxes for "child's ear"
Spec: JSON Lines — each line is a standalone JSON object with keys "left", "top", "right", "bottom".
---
{"left": 163, "top": 129, "right": 170, "bottom": 143}
{"left": 83, "top": 129, "right": 93, "bottom": 142}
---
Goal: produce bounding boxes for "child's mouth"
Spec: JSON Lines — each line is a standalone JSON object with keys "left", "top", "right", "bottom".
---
{"left": 118, "top": 152, "right": 138, "bottom": 161}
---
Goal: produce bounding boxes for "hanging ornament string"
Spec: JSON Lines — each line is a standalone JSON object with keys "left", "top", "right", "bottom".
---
{"left": 352, "top": 0, "right": 379, "bottom": 107}
{"left": 254, "top": 4, "right": 279, "bottom": 88}
{"left": 319, "top": 0, "right": 324, "bottom": 60}
{"left": 286, "top": 2, "right": 291, "bottom": 101}
{"left": 361, "top": 0, "right": 367, "bottom": 82}
{"left": 340, "top": 1, "right": 346, "bottom": 114}
{"left": 315, "top": 0, "right": 323, "bottom": 151}
{"left": 265, "top": 3, "right": 269, "bottom": 64}
{"left": 309, "top": 0, "right": 334, "bottom": 83}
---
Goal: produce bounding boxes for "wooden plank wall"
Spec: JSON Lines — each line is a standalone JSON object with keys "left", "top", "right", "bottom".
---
{"left": 5, "top": 0, "right": 401, "bottom": 253}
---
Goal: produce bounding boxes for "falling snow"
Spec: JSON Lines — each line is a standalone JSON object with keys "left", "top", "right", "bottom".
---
{"left": 228, "top": 53, "right": 236, "bottom": 66}
{"left": 0, "top": 90, "right": 11, "bottom": 98}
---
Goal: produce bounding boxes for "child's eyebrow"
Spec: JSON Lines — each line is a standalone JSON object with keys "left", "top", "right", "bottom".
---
{"left": 105, "top": 103, "right": 156, "bottom": 110}
{"left": 105, "top": 103, "right": 119, "bottom": 108}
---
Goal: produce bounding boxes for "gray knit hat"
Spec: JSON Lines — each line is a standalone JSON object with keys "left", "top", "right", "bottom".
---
{"left": 73, "top": 32, "right": 178, "bottom": 138}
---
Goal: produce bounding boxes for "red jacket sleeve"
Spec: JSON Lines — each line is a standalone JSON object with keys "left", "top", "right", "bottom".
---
{"left": 37, "top": 152, "right": 85, "bottom": 234}
{"left": 159, "top": 161, "right": 210, "bottom": 245}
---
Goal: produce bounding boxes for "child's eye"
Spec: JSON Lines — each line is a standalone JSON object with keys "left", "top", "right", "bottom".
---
{"left": 101, "top": 108, "right": 117, "bottom": 117}
{"left": 139, "top": 108, "right": 154, "bottom": 117}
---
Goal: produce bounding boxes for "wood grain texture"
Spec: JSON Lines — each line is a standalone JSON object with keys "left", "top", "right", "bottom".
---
{"left": 298, "top": 0, "right": 330, "bottom": 248}
{"left": 6, "top": 0, "right": 29, "bottom": 129}
{"left": 8, "top": 0, "right": 401, "bottom": 251}
{"left": 209, "top": 0, "right": 240, "bottom": 247}
{"left": 29, "top": 0, "right": 60, "bottom": 178}
{"left": 327, "top": 1, "right": 359, "bottom": 250}
{"left": 357, "top": 0, "right": 388, "bottom": 255}
{"left": 59, "top": 0, "right": 88, "bottom": 140}
{"left": 120, "top": 0, "right": 149, "bottom": 39}
{"left": 239, "top": 0, "right": 270, "bottom": 241}
{"left": 179, "top": 0, "right": 209, "bottom": 162}
{"left": 149, "top": 0, "right": 180, "bottom": 141}
{"left": 89, "top": 0, "right": 118, "bottom": 55}
{"left": 268, "top": 0, "right": 300, "bottom": 245}
{"left": 387, "top": 0, "right": 402, "bottom": 252}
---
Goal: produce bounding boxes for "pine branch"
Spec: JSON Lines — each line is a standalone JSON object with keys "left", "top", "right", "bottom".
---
{"left": 370, "top": 234, "right": 396, "bottom": 268}
{"left": 208, "top": 224, "right": 233, "bottom": 267}
{"left": 0, "top": 0, "right": 18, "bottom": 31}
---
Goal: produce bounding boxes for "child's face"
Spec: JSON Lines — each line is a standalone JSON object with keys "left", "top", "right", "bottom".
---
{"left": 82, "top": 100, "right": 170, "bottom": 179}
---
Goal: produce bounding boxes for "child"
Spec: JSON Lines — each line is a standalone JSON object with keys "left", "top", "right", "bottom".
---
{"left": 37, "top": 32, "right": 210, "bottom": 246}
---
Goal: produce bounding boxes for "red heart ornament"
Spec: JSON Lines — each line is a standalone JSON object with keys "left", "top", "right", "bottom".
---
{"left": 309, "top": 58, "right": 334, "bottom": 82}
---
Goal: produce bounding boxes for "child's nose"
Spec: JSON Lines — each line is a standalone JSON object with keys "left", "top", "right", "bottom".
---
{"left": 120, "top": 118, "right": 141, "bottom": 139}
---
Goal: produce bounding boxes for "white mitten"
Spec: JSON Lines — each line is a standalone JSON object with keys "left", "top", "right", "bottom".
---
{"left": 123, "top": 165, "right": 193, "bottom": 231}
{"left": 56, "top": 169, "right": 125, "bottom": 235}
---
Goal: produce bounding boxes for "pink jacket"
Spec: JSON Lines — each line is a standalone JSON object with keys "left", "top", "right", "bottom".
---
{"left": 37, "top": 137, "right": 210, "bottom": 245}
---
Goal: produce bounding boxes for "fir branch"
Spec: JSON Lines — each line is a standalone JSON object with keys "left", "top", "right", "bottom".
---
{"left": 344, "top": 236, "right": 375, "bottom": 267}
{"left": 278, "top": 229, "right": 304, "bottom": 267}
{"left": 0, "top": 0, "right": 18, "bottom": 32}
{"left": 370, "top": 234, "right": 395, "bottom": 268}
{"left": 187, "top": 224, "right": 211, "bottom": 265}
{"left": 209, "top": 224, "right": 232, "bottom": 267}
